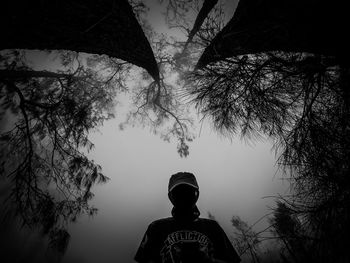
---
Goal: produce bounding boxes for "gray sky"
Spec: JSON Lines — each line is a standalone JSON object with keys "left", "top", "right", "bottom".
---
{"left": 61, "top": 113, "right": 288, "bottom": 263}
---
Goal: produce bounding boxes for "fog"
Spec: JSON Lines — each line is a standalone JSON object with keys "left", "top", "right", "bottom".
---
{"left": 61, "top": 115, "right": 288, "bottom": 263}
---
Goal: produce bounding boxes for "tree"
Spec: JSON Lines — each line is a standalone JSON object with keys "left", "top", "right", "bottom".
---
{"left": 0, "top": 50, "right": 126, "bottom": 253}
{"left": 181, "top": 0, "right": 218, "bottom": 53}
{"left": 162, "top": 0, "right": 227, "bottom": 71}
{"left": 231, "top": 215, "right": 262, "bottom": 263}
{"left": 269, "top": 202, "right": 312, "bottom": 263}
{"left": 187, "top": 49, "right": 350, "bottom": 263}
{"left": 118, "top": 30, "right": 195, "bottom": 158}
{"left": 184, "top": 0, "right": 350, "bottom": 261}
{"left": 208, "top": 212, "right": 282, "bottom": 263}
{"left": 196, "top": 0, "right": 350, "bottom": 69}
{"left": 0, "top": 0, "right": 159, "bottom": 82}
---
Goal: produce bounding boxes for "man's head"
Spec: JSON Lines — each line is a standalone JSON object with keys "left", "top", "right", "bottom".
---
{"left": 168, "top": 172, "right": 199, "bottom": 208}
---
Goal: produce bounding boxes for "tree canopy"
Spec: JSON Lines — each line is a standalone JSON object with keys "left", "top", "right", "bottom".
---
{"left": 184, "top": 0, "right": 350, "bottom": 262}
{"left": 0, "top": 50, "right": 121, "bottom": 253}
{"left": 196, "top": 0, "right": 350, "bottom": 68}
{"left": 1, "top": 0, "right": 159, "bottom": 81}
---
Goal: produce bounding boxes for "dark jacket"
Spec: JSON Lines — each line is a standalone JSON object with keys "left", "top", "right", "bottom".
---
{"left": 135, "top": 217, "right": 241, "bottom": 263}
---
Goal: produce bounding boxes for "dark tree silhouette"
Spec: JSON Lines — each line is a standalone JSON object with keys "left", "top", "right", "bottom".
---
{"left": 231, "top": 215, "right": 262, "bottom": 263}
{"left": 160, "top": 0, "right": 227, "bottom": 73}
{"left": 118, "top": 29, "right": 195, "bottom": 158}
{"left": 188, "top": 51, "right": 350, "bottom": 263}
{"left": 0, "top": 0, "right": 159, "bottom": 82}
{"left": 196, "top": 0, "right": 350, "bottom": 69}
{"left": 269, "top": 202, "right": 312, "bottom": 262}
{"left": 184, "top": 0, "right": 350, "bottom": 261}
{"left": 182, "top": 0, "right": 218, "bottom": 53}
{"left": 0, "top": 50, "right": 125, "bottom": 253}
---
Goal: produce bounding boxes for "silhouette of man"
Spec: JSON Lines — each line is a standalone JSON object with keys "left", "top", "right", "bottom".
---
{"left": 135, "top": 172, "right": 241, "bottom": 263}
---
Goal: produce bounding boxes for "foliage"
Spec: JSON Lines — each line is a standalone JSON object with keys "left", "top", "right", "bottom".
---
{"left": 180, "top": 0, "right": 350, "bottom": 261}
{"left": 187, "top": 50, "right": 350, "bottom": 261}
{"left": 0, "top": 50, "right": 130, "bottom": 252}
{"left": 231, "top": 215, "right": 262, "bottom": 263}
{"left": 119, "top": 27, "right": 196, "bottom": 157}
{"left": 159, "top": 0, "right": 199, "bottom": 25}
{"left": 208, "top": 211, "right": 280, "bottom": 263}
{"left": 161, "top": 0, "right": 227, "bottom": 72}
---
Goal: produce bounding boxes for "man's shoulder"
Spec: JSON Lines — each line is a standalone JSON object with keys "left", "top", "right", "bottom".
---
{"left": 196, "top": 217, "right": 220, "bottom": 228}
{"left": 197, "top": 217, "right": 216, "bottom": 223}
{"left": 149, "top": 217, "right": 218, "bottom": 225}
{"left": 149, "top": 217, "right": 174, "bottom": 227}
{"left": 147, "top": 217, "right": 220, "bottom": 231}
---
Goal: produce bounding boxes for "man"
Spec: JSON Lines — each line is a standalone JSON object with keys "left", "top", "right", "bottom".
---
{"left": 135, "top": 172, "right": 241, "bottom": 263}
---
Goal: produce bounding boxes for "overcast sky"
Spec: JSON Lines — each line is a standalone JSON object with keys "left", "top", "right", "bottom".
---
{"left": 61, "top": 110, "right": 288, "bottom": 263}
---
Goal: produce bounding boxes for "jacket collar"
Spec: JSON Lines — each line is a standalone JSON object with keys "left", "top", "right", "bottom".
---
{"left": 171, "top": 205, "right": 200, "bottom": 223}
